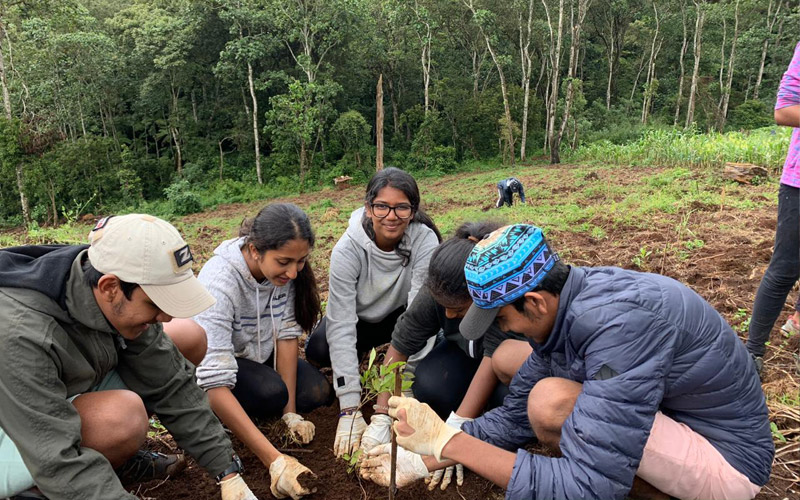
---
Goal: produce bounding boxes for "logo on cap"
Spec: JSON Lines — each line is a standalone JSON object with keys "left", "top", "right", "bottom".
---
{"left": 172, "top": 244, "right": 194, "bottom": 272}
{"left": 92, "top": 216, "right": 114, "bottom": 231}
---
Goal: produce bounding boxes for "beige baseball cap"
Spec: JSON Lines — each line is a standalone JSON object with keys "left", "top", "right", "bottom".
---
{"left": 87, "top": 214, "right": 215, "bottom": 318}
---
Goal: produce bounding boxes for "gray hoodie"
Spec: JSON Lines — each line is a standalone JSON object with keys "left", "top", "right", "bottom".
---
{"left": 194, "top": 237, "right": 301, "bottom": 390}
{"left": 327, "top": 207, "right": 439, "bottom": 408}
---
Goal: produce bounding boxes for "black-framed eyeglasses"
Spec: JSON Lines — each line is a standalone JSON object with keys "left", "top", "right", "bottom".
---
{"left": 370, "top": 203, "right": 414, "bottom": 219}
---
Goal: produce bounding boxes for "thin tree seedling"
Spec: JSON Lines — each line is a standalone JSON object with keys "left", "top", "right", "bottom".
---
{"left": 340, "top": 348, "right": 414, "bottom": 480}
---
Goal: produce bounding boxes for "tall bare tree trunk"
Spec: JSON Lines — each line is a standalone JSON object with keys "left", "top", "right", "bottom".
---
{"left": 0, "top": 19, "right": 29, "bottom": 226}
{"left": 685, "top": 0, "right": 705, "bottom": 129}
{"left": 554, "top": 0, "right": 590, "bottom": 164}
{"left": 674, "top": 0, "right": 689, "bottom": 126}
{"left": 641, "top": 1, "right": 662, "bottom": 125}
{"left": 0, "top": 27, "right": 10, "bottom": 120}
{"left": 605, "top": 23, "right": 615, "bottom": 110}
{"left": 465, "top": 0, "right": 515, "bottom": 166}
{"left": 412, "top": 1, "right": 433, "bottom": 115}
{"left": 753, "top": 0, "right": 783, "bottom": 100}
{"left": 170, "top": 126, "right": 183, "bottom": 175}
{"left": 376, "top": 74, "right": 384, "bottom": 171}
{"left": 247, "top": 62, "right": 263, "bottom": 184}
{"left": 519, "top": 0, "right": 535, "bottom": 162}
{"left": 717, "top": 0, "right": 739, "bottom": 131}
{"left": 543, "top": 0, "right": 565, "bottom": 163}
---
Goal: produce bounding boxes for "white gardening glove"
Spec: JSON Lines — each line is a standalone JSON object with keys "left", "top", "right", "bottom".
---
{"left": 334, "top": 410, "right": 367, "bottom": 457}
{"left": 388, "top": 396, "right": 461, "bottom": 461}
{"left": 219, "top": 474, "right": 258, "bottom": 500}
{"left": 427, "top": 412, "right": 473, "bottom": 490}
{"left": 269, "top": 455, "right": 317, "bottom": 499}
{"left": 359, "top": 443, "right": 429, "bottom": 488}
{"left": 359, "top": 413, "right": 393, "bottom": 454}
{"left": 282, "top": 412, "right": 316, "bottom": 444}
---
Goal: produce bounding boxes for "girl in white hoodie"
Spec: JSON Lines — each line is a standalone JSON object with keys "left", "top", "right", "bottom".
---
{"left": 164, "top": 203, "right": 328, "bottom": 499}
{"left": 304, "top": 167, "right": 442, "bottom": 458}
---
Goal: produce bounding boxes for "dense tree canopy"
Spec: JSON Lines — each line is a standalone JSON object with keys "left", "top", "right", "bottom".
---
{"left": 0, "top": 0, "right": 796, "bottom": 224}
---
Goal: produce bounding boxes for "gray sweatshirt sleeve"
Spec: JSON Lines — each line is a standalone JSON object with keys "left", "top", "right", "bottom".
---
{"left": 325, "top": 237, "right": 363, "bottom": 409}
{"left": 406, "top": 228, "right": 439, "bottom": 306}
{"left": 195, "top": 261, "right": 240, "bottom": 390}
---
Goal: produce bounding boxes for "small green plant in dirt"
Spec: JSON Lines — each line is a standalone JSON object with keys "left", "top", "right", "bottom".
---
{"left": 148, "top": 417, "right": 168, "bottom": 439}
{"left": 631, "top": 246, "right": 653, "bottom": 269}
{"left": 684, "top": 239, "right": 704, "bottom": 251}
{"left": 732, "top": 308, "right": 751, "bottom": 333}
{"left": 770, "top": 421, "right": 787, "bottom": 443}
{"left": 340, "top": 348, "right": 414, "bottom": 474}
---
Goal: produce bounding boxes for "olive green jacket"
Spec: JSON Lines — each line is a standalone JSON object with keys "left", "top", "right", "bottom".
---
{"left": 0, "top": 251, "right": 232, "bottom": 499}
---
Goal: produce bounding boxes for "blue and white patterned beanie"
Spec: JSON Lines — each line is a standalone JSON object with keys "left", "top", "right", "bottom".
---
{"left": 460, "top": 224, "right": 559, "bottom": 340}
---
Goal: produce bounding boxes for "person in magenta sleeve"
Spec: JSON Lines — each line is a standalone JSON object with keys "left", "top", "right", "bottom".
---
{"left": 747, "top": 41, "right": 800, "bottom": 376}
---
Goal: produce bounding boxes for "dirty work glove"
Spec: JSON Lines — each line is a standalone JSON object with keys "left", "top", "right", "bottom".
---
{"left": 334, "top": 410, "right": 367, "bottom": 457}
{"left": 427, "top": 412, "right": 473, "bottom": 490}
{"left": 359, "top": 413, "right": 393, "bottom": 454}
{"left": 388, "top": 396, "right": 461, "bottom": 461}
{"left": 359, "top": 443, "right": 429, "bottom": 488}
{"left": 282, "top": 412, "right": 316, "bottom": 444}
{"left": 219, "top": 474, "right": 258, "bottom": 500}
{"left": 269, "top": 455, "right": 317, "bottom": 499}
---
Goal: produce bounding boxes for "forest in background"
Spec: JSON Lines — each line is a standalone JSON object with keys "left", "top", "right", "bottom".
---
{"left": 0, "top": 0, "right": 797, "bottom": 226}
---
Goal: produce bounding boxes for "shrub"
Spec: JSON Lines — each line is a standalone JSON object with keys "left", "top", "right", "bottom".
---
{"left": 164, "top": 179, "right": 202, "bottom": 215}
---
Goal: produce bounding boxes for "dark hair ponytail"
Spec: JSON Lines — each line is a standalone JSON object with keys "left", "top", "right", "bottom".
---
{"left": 425, "top": 220, "right": 504, "bottom": 306}
{"left": 239, "top": 203, "right": 321, "bottom": 333}
{"left": 360, "top": 167, "right": 442, "bottom": 265}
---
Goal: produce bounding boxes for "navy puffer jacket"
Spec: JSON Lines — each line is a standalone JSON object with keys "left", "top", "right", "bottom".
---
{"left": 463, "top": 266, "right": 773, "bottom": 500}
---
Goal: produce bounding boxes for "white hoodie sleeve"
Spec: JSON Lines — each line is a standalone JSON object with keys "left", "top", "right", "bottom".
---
{"left": 194, "top": 258, "right": 240, "bottom": 391}
{"left": 325, "top": 236, "right": 363, "bottom": 409}
{"left": 194, "top": 289, "right": 239, "bottom": 391}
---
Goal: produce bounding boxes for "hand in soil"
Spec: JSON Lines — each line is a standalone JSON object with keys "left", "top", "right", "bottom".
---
{"left": 427, "top": 411, "right": 472, "bottom": 489}
{"left": 427, "top": 463, "right": 464, "bottom": 490}
{"left": 333, "top": 411, "right": 367, "bottom": 457}
{"left": 359, "top": 413, "right": 393, "bottom": 455}
{"left": 359, "top": 443, "right": 429, "bottom": 488}
{"left": 282, "top": 412, "right": 316, "bottom": 444}
{"left": 269, "top": 455, "right": 318, "bottom": 499}
{"left": 388, "top": 396, "right": 462, "bottom": 461}
{"left": 219, "top": 474, "right": 258, "bottom": 500}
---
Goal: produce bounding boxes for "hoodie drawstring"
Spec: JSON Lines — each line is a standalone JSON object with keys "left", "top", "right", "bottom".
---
{"left": 270, "top": 287, "right": 277, "bottom": 370}
{"left": 257, "top": 283, "right": 279, "bottom": 368}
{"left": 256, "top": 287, "right": 261, "bottom": 361}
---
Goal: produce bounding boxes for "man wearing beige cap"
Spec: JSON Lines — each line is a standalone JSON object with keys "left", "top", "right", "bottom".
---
{"left": 0, "top": 214, "right": 307, "bottom": 500}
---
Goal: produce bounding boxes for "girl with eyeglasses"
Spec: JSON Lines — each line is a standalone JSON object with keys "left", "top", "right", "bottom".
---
{"left": 304, "top": 167, "right": 442, "bottom": 458}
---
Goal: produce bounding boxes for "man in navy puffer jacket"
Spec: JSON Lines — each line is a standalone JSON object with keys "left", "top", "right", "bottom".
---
{"left": 364, "top": 224, "right": 773, "bottom": 500}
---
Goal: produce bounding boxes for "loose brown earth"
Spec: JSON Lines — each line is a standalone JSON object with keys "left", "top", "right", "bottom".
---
{"left": 16, "top": 163, "right": 796, "bottom": 499}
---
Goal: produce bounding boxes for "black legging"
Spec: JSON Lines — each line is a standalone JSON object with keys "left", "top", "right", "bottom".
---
{"left": 747, "top": 183, "right": 800, "bottom": 357}
{"left": 304, "top": 307, "right": 405, "bottom": 368}
{"left": 231, "top": 357, "right": 333, "bottom": 419}
{"left": 412, "top": 339, "right": 508, "bottom": 419}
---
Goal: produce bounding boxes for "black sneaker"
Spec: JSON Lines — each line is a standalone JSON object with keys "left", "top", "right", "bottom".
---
{"left": 751, "top": 353, "right": 764, "bottom": 380}
{"left": 116, "top": 449, "right": 187, "bottom": 485}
